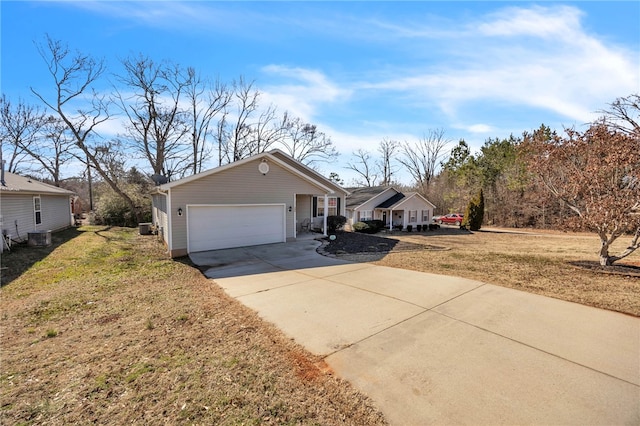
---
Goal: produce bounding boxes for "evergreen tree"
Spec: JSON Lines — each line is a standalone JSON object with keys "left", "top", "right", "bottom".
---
{"left": 463, "top": 189, "right": 485, "bottom": 231}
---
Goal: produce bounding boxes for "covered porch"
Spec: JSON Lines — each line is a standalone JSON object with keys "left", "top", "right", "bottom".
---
{"left": 294, "top": 193, "right": 344, "bottom": 237}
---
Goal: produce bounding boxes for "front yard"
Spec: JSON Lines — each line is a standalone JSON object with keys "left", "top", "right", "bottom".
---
{"left": 0, "top": 227, "right": 386, "bottom": 425}
{"left": 2, "top": 225, "right": 637, "bottom": 425}
{"left": 322, "top": 227, "right": 640, "bottom": 316}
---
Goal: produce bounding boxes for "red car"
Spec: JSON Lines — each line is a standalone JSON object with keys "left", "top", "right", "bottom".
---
{"left": 438, "top": 213, "right": 464, "bottom": 226}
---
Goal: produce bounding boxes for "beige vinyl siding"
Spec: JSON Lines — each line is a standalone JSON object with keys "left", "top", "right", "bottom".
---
{"left": 394, "top": 196, "right": 433, "bottom": 224}
{"left": 170, "top": 158, "right": 329, "bottom": 252}
{"left": 40, "top": 195, "right": 72, "bottom": 231}
{"left": 0, "top": 193, "right": 71, "bottom": 242}
{"left": 295, "top": 194, "right": 312, "bottom": 231}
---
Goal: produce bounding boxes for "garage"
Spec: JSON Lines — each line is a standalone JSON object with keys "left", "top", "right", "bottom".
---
{"left": 187, "top": 204, "right": 286, "bottom": 253}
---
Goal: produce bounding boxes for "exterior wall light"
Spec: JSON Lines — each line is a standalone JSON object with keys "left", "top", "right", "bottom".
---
{"left": 177, "top": 207, "right": 183, "bottom": 216}
{"left": 288, "top": 206, "right": 292, "bottom": 212}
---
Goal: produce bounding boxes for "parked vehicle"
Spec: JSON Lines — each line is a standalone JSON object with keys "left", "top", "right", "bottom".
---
{"left": 438, "top": 213, "right": 464, "bottom": 226}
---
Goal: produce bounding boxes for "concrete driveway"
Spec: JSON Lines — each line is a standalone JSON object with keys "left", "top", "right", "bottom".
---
{"left": 191, "top": 239, "right": 640, "bottom": 425}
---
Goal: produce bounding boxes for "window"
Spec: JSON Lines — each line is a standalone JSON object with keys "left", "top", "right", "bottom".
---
{"left": 422, "top": 210, "right": 430, "bottom": 222}
{"left": 359, "top": 210, "right": 373, "bottom": 221}
{"left": 409, "top": 210, "right": 417, "bottom": 223}
{"left": 316, "top": 196, "right": 338, "bottom": 216}
{"left": 34, "top": 196, "right": 42, "bottom": 225}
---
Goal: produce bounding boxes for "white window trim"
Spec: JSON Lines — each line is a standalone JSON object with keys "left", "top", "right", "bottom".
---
{"left": 316, "top": 196, "right": 338, "bottom": 217}
{"left": 34, "top": 196, "right": 42, "bottom": 227}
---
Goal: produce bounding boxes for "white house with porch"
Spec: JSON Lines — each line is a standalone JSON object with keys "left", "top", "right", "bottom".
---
{"left": 345, "top": 186, "right": 435, "bottom": 231}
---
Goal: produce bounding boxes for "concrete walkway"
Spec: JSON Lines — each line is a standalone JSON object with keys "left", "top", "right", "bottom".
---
{"left": 191, "top": 240, "right": 640, "bottom": 425}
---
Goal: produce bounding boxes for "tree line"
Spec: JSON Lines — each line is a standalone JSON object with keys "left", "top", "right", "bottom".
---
{"left": 344, "top": 94, "right": 639, "bottom": 266}
{"left": 1, "top": 36, "right": 338, "bottom": 223}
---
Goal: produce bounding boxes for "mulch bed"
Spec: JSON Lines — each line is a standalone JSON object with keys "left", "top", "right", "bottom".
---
{"left": 321, "top": 231, "right": 445, "bottom": 255}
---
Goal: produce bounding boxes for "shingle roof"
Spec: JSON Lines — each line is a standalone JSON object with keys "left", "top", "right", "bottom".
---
{"left": 344, "top": 186, "right": 393, "bottom": 208}
{"left": 376, "top": 192, "right": 405, "bottom": 208}
{"left": 0, "top": 172, "right": 74, "bottom": 195}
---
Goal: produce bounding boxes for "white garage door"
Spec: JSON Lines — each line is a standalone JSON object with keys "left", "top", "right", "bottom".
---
{"left": 187, "top": 204, "right": 285, "bottom": 253}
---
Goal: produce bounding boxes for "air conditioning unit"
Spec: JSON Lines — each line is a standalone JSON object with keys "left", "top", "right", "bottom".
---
{"left": 28, "top": 230, "right": 52, "bottom": 247}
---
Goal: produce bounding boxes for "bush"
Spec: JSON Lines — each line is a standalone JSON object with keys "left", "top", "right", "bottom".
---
{"left": 416, "top": 224, "right": 422, "bottom": 232}
{"left": 353, "top": 221, "right": 372, "bottom": 233}
{"left": 363, "top": 220, "right": 385, "bottom": 232}
{"left": 406, "top": 225, "right": 413, "bottom": 232}
{"left": 326, "top": 215, "right": 347, "bottom": 233}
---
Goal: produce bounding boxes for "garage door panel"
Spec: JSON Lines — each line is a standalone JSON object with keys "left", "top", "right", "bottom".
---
{"left": 188, "top": 205, "right": 285, "bottom": 252}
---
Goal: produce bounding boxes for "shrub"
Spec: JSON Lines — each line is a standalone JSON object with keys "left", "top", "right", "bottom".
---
{"left": 406, "top": 225, "right": 413, "bottom": 232}
{"left": 353, "top": 221, "right": 371, "bottom": 233}
{"left": 363, "top": 220, "right": 385, "bottom": 232}
{"left": 326, "top": 215, "right": 347, "bottom": 233}
{"left": 463, "top": 188, "right": 485, "bottom": 231}
{"left": 416, "top": 224, "right": 422, "bottom": 232}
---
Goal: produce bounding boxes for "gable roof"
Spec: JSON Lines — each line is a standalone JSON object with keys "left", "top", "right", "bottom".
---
{"left": 0, "top": 172, "right": 74, "bottom": 196}
{"left": 155, "top": 150, "right": 346, "bottom": 196}
{"left": 381, "top": 192, "right": 436, "bottom": 210}
{"left": 269, "top": 149, "right": 348, "bottom": 196}
{"left": 376, "top": 191, "right": 406, "bottom": 208}
{"left": 344, "top": 186, "right": 397, "bottom": 209}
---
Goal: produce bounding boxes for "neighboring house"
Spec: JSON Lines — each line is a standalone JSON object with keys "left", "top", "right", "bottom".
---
{"left": 0, "top": 170, "right": 74, "bottom": 251}
{"left": 345, "top": 186, "right": 436, "bottom": 230}
{"left": 150, "top": 149, "right": 348, "bottom": 257}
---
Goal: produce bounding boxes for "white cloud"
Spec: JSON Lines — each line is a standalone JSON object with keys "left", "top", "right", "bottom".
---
{"left": 360, "top": 5, "right": 638, "bottom": 128}
{"left": 465, "top": 124, "right": 493, "bottom": 134}
{"left": 259, "top": 65, "right": 353, "bottom": 122}
{"left": 477, "top": 5, "right": 584, "bottom": 40}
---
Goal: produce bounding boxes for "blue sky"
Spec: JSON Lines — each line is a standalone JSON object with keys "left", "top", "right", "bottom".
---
{"left": 2, "top": 1, "right": 639, "bottom": 184}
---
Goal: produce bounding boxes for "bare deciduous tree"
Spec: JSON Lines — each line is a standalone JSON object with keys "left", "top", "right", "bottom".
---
{"left": 114, "top": 55, "right": 191, "bottom": 179}
{"left": 0, "top": 96, "right": 47, "bottom": 174}
{"left": 25, "top": 116, "right": 75, "bottom": 186}
{"left": 598, "top": 93, "right": 640, "bottom": 136}
{"left": 250, "top": 106, "right": 287, "bottom": 157}
{"left": 346, "top": 148, "right": 378, "bottom": 187}
{"left": 31, "top": 36, "right": 143, "bottom": 221}
{"left": 524, "top": 123, "right": 640, "bottom": 266}
{"left": 226, "top": 77, "right": 259, "bottom": 162}
{"left": 280, "top": 115, "right": 338, "bottom": 166}
{"left": 185, "top": 67, "right": 231, "bottom": 174}
{"left": 377, "top": 138, "right": 399, "bottom": 186}
{"left": 399, "top": 128, "right": 450, "bottom": 191}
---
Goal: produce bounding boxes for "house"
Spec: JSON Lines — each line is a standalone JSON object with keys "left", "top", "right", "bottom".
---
{"left": 150, "top": 149, "right": 348, "bottom": 257}
{"left": 345, "top": 186, "right": 436, "bottom": 230}
{"left": 0, "top": 170, "right": 74, "bottom": 251}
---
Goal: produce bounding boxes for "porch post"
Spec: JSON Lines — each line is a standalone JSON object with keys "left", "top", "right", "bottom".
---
{"left": 389, "top": 209, "right": 393, "bottom": 230}
{"left": 323, "top": 194, "right": 328, "bottom": 236}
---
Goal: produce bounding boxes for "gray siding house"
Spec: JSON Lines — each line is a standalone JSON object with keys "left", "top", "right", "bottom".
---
{"left": 1, "top": 171, "right": 74, "bottom": 251}
{"left": 151, "top": 149, "right": 348, "bottom": 257}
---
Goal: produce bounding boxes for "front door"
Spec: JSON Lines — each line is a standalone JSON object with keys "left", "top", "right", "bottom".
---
{"left": 382, "top": 211, "right": 387, "bottom": 225}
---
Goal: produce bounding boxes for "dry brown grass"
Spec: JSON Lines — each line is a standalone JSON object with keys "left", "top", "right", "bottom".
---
{"left": 0, "top": 226, "right": 386, "bottom": 425}
{"left": 366, "top": 227, "right": 640, "bottom": 316}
